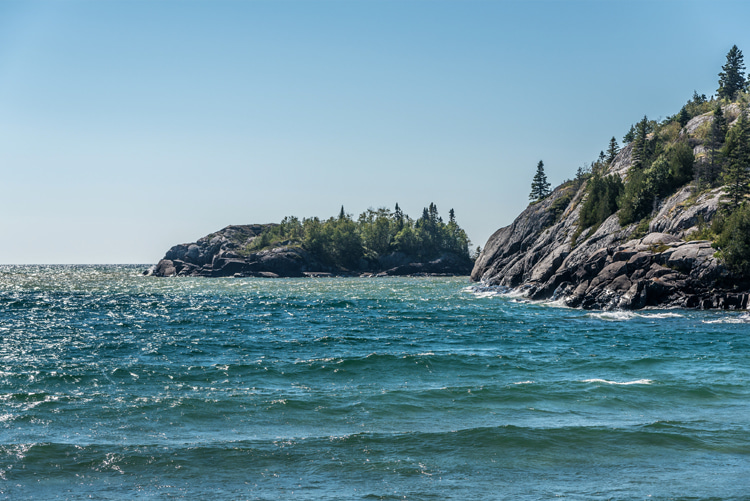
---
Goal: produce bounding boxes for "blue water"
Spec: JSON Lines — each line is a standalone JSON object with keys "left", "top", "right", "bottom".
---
{"left": 1, "top": 265, "right": 749, "bottom": 500}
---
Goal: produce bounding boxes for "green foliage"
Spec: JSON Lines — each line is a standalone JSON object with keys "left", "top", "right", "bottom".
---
{"left": 246, "top": 203, "right": 472, "bottom": 270}
{"left": 529, "top": 160, "right": 551, "bottom": 201}
{"left": 548, "top": 185, "right": 575, "bottom": 223}
{"left": 721, "top": 108, "right": 750, "bottom": 210}
{"left": 718, "top": 45, "right": 747, "bottom": 101}
{"left": 619, "top": 142, "right": 695, "bottom": 225}
{"left": 696, "top": 104, "right": 728, "bottom": 188}
{"left": 606, "top": 137, "right": 620, "bottom": 164}
{"left": 623, "top": 125, "right": 636, "bottom": 144}
{"left": 714, "top": 205, "right": 750, "bottom": 275}
{"left": 678, "top": 106, "right": 690, "bottom": 127}
{"left": 675, "top": 91, "right": 715, "bottom": 128}
{"left": 631, "top": 217, "right": 653, "bottom": 240}
{"left": 578, "top": 171, "right": 624, "bottom": 230}
{"left": 631, "top": 115, "right": 655, "bottom": 171}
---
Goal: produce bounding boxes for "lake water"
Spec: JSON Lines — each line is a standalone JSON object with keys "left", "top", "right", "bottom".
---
{"left": 1, "top": 265, "right": 749, "bottom": 500}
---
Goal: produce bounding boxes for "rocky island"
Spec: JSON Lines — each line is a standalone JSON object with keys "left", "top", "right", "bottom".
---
{"left": 146, "top": 204, "right": 475, "bottom": 278}
{"left": 472, "top": 93, "right": 750, "bottom": 310}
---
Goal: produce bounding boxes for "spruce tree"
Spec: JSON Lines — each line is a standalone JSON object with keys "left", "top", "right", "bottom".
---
{"left": 631, "top": 116, "right": 650, "bottom": 170}
{"left": 718, "top": 45, "right": 747, "bottom": 101}
{"left": 529, "top": 160, "right": 551, "bottom": 201}
{"left": 623, "top": 125, "right": 636, "bottom": 144}
{"left": 606, "top": 137, "right": 620, "bottom": 164}
{"left": 678, "top": 106, "right": 690, "bottom": 127}
{"left": 701, "top": 104, "right": 727, "bottom": 186}
{"left": 722, "top": 108, "right": 750, "bottom": 210}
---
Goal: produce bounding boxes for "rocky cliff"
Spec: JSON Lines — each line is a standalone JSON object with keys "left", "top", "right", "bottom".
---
{"left": 146, "top": 224, "right": 473, "bottom": 278}
{"left": 472, "top": 110, "right": 750, "bottom": 310}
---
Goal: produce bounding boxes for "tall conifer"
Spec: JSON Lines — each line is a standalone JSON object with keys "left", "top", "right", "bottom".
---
{"left": 606, "top": 137, "right": 620, "bottom": 164}
{"left": 722, "top": 108, "right": 750, "bottom": 210}
{"left": 529, "top": 160, "right": 551, "bottom": 201}
{"left": 718, "top": 45, "right": 747, "bottom": 100}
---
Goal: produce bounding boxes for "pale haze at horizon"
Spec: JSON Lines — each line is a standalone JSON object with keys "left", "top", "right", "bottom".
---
{"left": 1, "top": 0, "right": 747, "bottom": 264}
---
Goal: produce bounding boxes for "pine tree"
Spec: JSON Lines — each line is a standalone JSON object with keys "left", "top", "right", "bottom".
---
{"left": 722, "top": 108, "right": 750, "bottom": 210}
{"left": 718, "top": 45, "right": 747, "bottom": 101}
{"left": 529, "top": 160, "right": 551, "bottom": 201}
{"left": 606, "top": 137, "right": 620, "bottom": 164}
{"left": 338, "top": 205, "right": 346, "bottom": 220}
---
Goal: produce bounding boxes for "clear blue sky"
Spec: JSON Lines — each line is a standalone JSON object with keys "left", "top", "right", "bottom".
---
{"left": 1, "top": 0, "right": 748, "bottom": 264}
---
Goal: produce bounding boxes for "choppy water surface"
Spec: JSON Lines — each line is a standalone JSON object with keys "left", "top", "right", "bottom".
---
{"left": 1, "top": 265, "right": 749, "bottom": 500}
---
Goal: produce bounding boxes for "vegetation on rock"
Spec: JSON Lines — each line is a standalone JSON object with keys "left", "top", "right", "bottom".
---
{"left": 242, "top": 203, "right": 472, "bottom": 269}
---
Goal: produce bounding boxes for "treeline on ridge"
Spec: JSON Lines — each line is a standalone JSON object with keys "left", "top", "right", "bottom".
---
{"left": 243, "top": 203, "right": 474, "bottom": 270}
{"left": 531, "top": 45, "right": 750, "bottom": 275}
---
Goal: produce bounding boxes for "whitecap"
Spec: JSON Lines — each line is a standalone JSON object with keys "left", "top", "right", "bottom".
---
{"left": 581, "top": 378, "right": 652, "bottom": 385}
{"left": 702, "top": 313, "right": 750, "bottom": 324}
{"left": 640, "top": 312, "right": 684, "bottom": 319}
{"left": 587, "top": 311, "right": 638, "bottom": 321}
{"left": 461, "top": 284, "right": 509, "bottom": 298}
{"left": 512, "top": 380, "right": 535, "bottom": 385}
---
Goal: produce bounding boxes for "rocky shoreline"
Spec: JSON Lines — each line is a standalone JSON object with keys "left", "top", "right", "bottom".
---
{"left": 471, "top": 135, "right": 750, "bottom": 310}
{"left": 145, "top": 224, "right": 473, "bottom": 278}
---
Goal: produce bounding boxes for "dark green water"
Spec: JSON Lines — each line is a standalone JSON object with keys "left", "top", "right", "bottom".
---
{"left": 1, "top": 265, "right": 749, "bottom": 500}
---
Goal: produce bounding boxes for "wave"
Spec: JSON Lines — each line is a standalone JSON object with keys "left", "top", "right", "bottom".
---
{"left": 461, "top": 284, "right": 510, "bottom": 298}
{"left": 703, "top": 313, "right": 750, "bottom": 324}
{"left": 581, "top": 378, "right": 653, "bottom": 385}
{"left": 587, "top": 310, "right": 684, "bottom": 321}
{"left": 587, "top": 311, "right": 639, "bottom": 321}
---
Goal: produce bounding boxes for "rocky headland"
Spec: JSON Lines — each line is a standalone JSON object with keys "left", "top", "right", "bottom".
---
{"left": 471, "top": 107, "right": 750, "bottom": 310}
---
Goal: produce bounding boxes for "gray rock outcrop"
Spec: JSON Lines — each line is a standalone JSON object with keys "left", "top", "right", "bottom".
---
{"left": 146, "top": 224, "right": 473, "bottom": 278}
{"left": 472, "top": 113, "right": 750, "bottom": 310}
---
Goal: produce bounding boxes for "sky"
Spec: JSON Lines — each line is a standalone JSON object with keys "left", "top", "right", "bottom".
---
{"left": 1, "top": 0, "right": 750, "bottom": 264}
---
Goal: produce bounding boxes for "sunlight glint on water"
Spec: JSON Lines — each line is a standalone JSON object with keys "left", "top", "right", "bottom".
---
{"left": 1, "top": 265, "right": 749, "bottom": 500}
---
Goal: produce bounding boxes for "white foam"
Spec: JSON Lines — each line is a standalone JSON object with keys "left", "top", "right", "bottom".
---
{"left": 703, "top": 313, "right": 750, "bottom": 324}
{"left": 512, "top": 380, "right": 535, "bottom": 385}
{"left": 587, "top": 311, "right": 638, "bottom": 321}
{"left": 640, "top": 312, "right": 684, "bottom": 319}
{"left": 581, "top": 378, "right": 652, "bottom": 385}
{"left": 462, "top": 285, "right": 509, "bottom": 298}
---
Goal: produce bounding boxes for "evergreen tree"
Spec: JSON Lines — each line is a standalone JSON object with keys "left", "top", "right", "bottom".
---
{"left": 692, "top": 90, "right": 707, "bottom": 104}
{"left": 678, "top": 106, "right": 690, "bottom": 127}
{"left": 338, "top": 205, "right": 346, "bottom": 220}
{"left": 393, "top": 203, "right": 404, "bottom": 231}
{"left": 722, "top": 108, "right": 750, "bottom": 210}
{"left": 718, "top": 45, "right": 747, "bottom": 100}
{"left": 529, "top": 160, "right": 551, "bottom": 201}
{"left": 700, "top": 104, "right": 728, "bottom": 187}
{"left": 623, "top": 125, "right": 636, "bottom": 144}
{"left": 606, "top": 137, "right": 620, "bottom": 164}
{"left": 631, "top": 116, "right": 650, "bottom": 170}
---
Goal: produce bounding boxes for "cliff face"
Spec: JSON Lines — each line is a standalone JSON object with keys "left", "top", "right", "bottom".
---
{"left": 147, "top": 224, "right": 473, "bottom": 278}
{"left": 472, "top": 112, "right": 750, "bottom": 310}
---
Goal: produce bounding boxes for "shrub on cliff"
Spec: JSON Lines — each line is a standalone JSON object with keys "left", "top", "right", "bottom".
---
{"left": 578, "top": 171, "right": 623, "bottom": 230}
{"left": 714, "top": 204, "right": 750, "bottom": 276}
